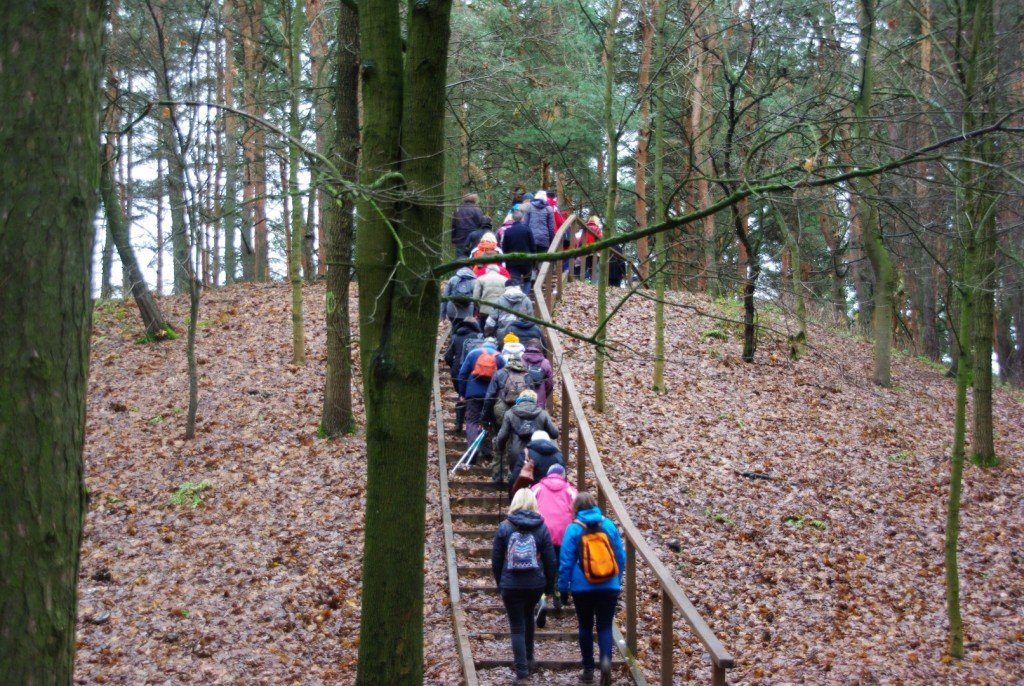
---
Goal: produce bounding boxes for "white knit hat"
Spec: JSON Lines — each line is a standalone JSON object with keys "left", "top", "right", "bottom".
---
{"left": 503, "top": 342, "right": 525, "bottom": 359}
{"left": 531, "top": 430, "right": 551, "bottom": 443}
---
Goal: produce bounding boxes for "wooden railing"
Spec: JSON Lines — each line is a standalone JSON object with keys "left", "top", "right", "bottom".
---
{"left": 534, "top": 221, "right": 735, "bottom": 685}
{"left": 432, "top": 329, "right": 479, "bottom": 686}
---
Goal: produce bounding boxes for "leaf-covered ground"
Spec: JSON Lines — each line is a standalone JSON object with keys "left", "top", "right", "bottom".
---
{"left": 77, "top": 281, "right": 1022, "bottom": 685}
{"left": 76, "top": 283, "right": 460, "bottom": 685}
{"left": 554, "top": 282, "right": 1024, "bottom": 685}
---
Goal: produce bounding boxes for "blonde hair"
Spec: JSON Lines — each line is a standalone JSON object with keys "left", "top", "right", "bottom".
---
{"left": 509, "top": 487, "right": 538, "bottom": 514}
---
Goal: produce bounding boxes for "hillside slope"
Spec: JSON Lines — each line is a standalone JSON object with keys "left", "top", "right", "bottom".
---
{"left": 554, "top": 282, "right": 1023, "bottom": 684}
{"left": 76, "top": 283, "right": 459, "bottom": 684}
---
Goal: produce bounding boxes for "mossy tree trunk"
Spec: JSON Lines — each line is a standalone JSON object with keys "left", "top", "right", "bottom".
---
{"left": 354, "top": 0, "right": 453, "bottom": 679}
{"left": 946, "top": 233, "right": 974, "bottom": 660}
{"left": 320, "top": 0, "right": 358, "bottom": 437}
{"left": 965, "top": 0, "right": 998, "bottom": 467}
{"left": 853, "top": 0, "right": 897, "bottom": 387}
{"left": 594, "top": 0, "right": 622, "bottom": 414}
{"left": 0, "top": 2, "right": 106, "bottom": 681}
{"left": 287, "top": 0, "right": 306, "bottom": 365}
{"left": 101, "top": 145, "right": 175, "bottom": 341}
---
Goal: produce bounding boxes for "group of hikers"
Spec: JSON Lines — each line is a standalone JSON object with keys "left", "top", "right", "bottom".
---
{"left": 443, "top": 193, "right": 627, "bottom": 684}
{"left": 450, "top": 189, "right": 628, "bottom": 288}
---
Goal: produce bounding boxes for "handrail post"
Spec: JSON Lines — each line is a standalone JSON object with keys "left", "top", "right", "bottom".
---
{"left": 626, "top": 539, "right": 637, "bottom": 654}
{"left": 713, "top": 663, "right": 726, "bottom": 686}
{"left": 560, "top": 378, "right": 570, "bottom": 460}
{"left": 661, "top": 590, "right": 673, "bottom": 685}
{"left": 556, "top": 256, "right": 563, "bottom": 302}
{"left": 576, "top": 426, "right": 585, "bottom": 489}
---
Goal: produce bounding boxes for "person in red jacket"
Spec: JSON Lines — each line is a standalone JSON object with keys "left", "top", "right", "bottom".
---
{"left": 582, "top": 215, "right": 603, "bottom": 281}
{"left": 547, "top": 190, "right": 565, "bottom": 231}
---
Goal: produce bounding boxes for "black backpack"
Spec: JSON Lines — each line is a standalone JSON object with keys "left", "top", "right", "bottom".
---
{"left": 524, "top": 364, "right": 546, "bottom": 391}
{"left": 515, "top": 416, "right": 538, "bottom": 441}
{"left": 445, "top": 273, "right": 476, "bottom": 319}
{"left": 459, "top": 333, "right": 485, "bottom": 369}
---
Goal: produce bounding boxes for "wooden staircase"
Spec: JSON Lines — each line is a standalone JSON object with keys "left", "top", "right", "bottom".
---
{"left": 434, "top": 370, "right": 639, "bottom": 685}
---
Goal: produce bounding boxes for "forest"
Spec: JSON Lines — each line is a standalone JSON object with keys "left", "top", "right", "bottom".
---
{"left": 1, "top": 0, "right": 1022, "bottom": 683}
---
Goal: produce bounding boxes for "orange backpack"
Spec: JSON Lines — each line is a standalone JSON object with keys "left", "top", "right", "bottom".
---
{"left": 471, "top": 349, "right": 498, "bottom": 379}
{"left": 574, "top": 518, "right": 619, "bottom": 584}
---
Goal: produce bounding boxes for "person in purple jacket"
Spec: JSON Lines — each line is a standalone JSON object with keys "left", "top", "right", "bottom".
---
{"left": 521, "top": 339, "right": 554, "bottom": 408}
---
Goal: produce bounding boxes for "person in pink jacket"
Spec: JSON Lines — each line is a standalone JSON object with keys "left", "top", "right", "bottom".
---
{"left": 531, "top": 464, "right": 578, "bottom": 611}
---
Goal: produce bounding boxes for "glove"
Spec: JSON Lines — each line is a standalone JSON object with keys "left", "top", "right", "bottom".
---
{"left": 559, "top": 592, "right": 570, "bottom": 606}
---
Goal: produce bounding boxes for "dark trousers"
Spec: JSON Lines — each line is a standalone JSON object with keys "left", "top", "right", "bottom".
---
{"left": 509, "top": 267, "right": 532, "bottom": 295}
{"left": 572, "top": 590, "right": 619, "bottom": 670}
{"left": 501, "top": 587, "right": 544, "bottom": 677}
{"left": 465, "top": 398, "right": 491, "bottom": 460}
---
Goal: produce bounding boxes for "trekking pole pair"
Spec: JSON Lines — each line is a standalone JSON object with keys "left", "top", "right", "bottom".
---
{"left": 450, "top": 430, "right": 486, "bottom": 476}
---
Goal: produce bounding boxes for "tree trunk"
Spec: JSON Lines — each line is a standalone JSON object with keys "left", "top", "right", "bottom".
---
{"left": 0, "top": 2, "right": 105, "bottom": 681}
{"left": 633, "top": 0, "right": 654, "bottom": 281}
{"left": 945, "top": 241, "right": 973, "bottom": 660}
{"left": 964, "top": 0, "right": 998, "bottom": 466}
{"left": 651, "top": 0, "right": 667, "bottom": 392}
{"left": 156, "top": 155, "right": 166, "bottom": 294}
{"left": 287, "top": 0, "right": 307, "bottom": 364}
{"left": 594, "top": 0, "right": 622, "bottom": 414}
{"left": 689, "top": 5, "right": 717, "bottom": 296}
{"left": 307, "top": 0, "right": 331, "bottom": 278}
{"left": 853, "top": 0, "right": 895, "bottom": 387}
{"left": 355, "top": 0, "right": 453, "bottom": 679}
{"left": 241, "top": 0, "right": 267, "bottom": 281}
{"left": 101, "top": 146, "right": 175, "bottom": 341}
{"left": 222, "top": 0, "right": 239, "bottom": 284}
{"left": 100, "top": 0, "right": 121, "bottom": 301}
{"left": 163, "top": 117, "right": 191, "bottom": 294}
{"left": 776, "top": 196, "right": 807, "bottom": 359}
{"left": 321, "top": 1, "right": 358, "bottom": 437}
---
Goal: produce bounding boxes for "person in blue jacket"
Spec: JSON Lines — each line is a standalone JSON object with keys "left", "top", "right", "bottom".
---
{"left": 492, "top": 488, "right": 557, "bottom": 684}
{"left": 558, "top": 492, "right": 627, "bottom": 685}
{"left": 458, "top": 337, "right": 505, "bottom": 461}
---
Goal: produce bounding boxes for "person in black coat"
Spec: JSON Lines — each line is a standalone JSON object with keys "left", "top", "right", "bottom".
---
{"left": 608, "top": 246, "right": 627, "bottom": 288}
{"left": 445, "top": 317, "right": 483, "bottom": 432}
{"left": 504, "top": 319, "right": 545, "bottom": 354}
{"left": 492, "top": 488, "right": 557, "bottom": 683}
{"left": 445, "top": 317, "right": 483, "bottom": 385}
{"left": 452, "top": 193, "right": 486, "bottom": 258}
{"left": 509, "top": 431, "right": 565, "bottom": 490}
{"left": 501, "top": 211, "right": 537, "bottom": 293}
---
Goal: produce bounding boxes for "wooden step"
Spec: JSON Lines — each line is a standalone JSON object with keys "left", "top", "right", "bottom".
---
{"left": 461, "top": 603, "right": 577, "bottom": 618}
{"left": 451, "top": 511, "right": 503, "bottom": 524}
{"left": 469, "top": 631, "right": 578, "bottom": 641}
{"left": 457, "top": 564, "right": 492, "bottom": 576}
{"left": 451, "top": 495, "right": 506, "bottom": 508}
{"left": 474, "top": 658, "right": 627, "bottom": 670}
{"left": 448, "top": 480, "right": 502, "bottom": 491}
{"left": 453, "top": 528, "right": 499, "bottom": 539}
{"left": 455, "top": 546, "right": 494, "bottom": 558}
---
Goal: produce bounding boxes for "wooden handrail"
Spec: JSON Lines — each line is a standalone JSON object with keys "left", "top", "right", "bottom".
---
{"left": 535, "top": 223, "right": 735, "bottom": 683}
{"left": 432, "top": 331, "right": 479, "bottom": 686}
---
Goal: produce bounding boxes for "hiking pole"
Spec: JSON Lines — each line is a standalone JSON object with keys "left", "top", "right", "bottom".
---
{"left": 451, "top": 430, "right": 486, "bottom": 475}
